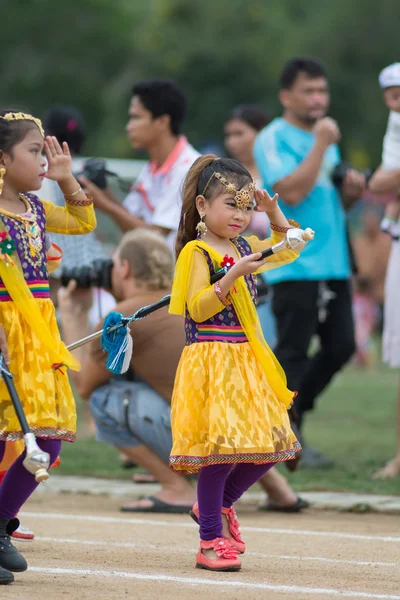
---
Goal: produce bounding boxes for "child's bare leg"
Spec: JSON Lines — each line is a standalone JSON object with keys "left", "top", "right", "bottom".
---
{"left": 372, "top": 375, "right": 400, "bottom": 479}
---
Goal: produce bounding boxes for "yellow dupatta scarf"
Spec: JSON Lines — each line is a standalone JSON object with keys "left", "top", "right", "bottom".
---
{"left": 169, "top": 240, "right": 294, "bottom": 409}
{"left": 0, "top": 220, "right": 80, "bottom": 371}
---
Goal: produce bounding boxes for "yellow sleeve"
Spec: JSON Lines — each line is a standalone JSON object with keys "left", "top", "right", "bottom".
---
{"left": 186, "top": 249, "right": 226, "bottom": 322}
{"left": 41, "top": 198, "right": 97, "bottom": 235}
{"left": 245, "top": 220, "right": 300, "bottom": 274}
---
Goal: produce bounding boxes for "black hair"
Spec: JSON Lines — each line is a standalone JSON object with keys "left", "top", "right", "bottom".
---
{"left": 0, "top": 108, "right": 41, "bottom": 156}
{"left": 132, "top": 79, "right": 186, "bottom": 136}
{"left": 225, "top": 105, "right": 270, "bottom": 132}
{"left": 279, "top": 57, "right": 328, "bottom": 90}
{"left": 42, "top": 105, "right": 86, "bottom": 155}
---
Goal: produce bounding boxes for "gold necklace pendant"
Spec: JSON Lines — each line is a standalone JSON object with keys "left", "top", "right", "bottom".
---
{"left": 21, "top": 210, "right": 42, "bottom": 258}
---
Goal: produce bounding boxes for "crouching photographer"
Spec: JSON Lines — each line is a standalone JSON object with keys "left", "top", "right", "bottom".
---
{"left": 58, "top": 229, "right": 197, "bottom": 513}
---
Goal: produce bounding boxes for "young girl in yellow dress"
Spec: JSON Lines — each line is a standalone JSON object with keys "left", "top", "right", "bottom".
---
{"left": 169, "top": 155, "right": 302, "bottom": 572}
{"left": 0, "top": 110, "right": 96, "bottom": 581}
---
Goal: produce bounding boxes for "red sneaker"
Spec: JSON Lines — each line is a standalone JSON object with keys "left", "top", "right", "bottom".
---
{"left": 196, "top": 538, "right": 241, "bottom": 571}
{"left": 190, "top": 502, "right": 246, "bottom": 554}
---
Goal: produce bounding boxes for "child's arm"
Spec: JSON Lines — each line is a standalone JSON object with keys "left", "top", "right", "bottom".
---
{"left": 42, "top": 135, "right": 97, "bottom": 234}
{"left": 41, "top": 198, "right": 97, "bottom": 235}
{"left": 186, "top": 250, "right": 229, "bottom": 322}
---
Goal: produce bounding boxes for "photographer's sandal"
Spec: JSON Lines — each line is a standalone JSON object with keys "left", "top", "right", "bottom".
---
{"left": 196, "top": 538, "right": 241, "bottom": 572}
{"left": 120, "top": 496, "right": 192, "bottom": 514}
{"left": 259, "top": 496, "right": 310, "bottom": 513}
{"left": 190, "top": 502, "right": 246, "bottom": 554}
{"left": 0, "top": 518, "right": 28, "bottom": 572}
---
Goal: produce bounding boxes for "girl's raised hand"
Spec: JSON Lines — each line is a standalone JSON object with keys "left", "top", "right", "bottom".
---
{"left": 254, "top": 189, "right": 279, "bottom": 214}
{"left": 44, "top": 136, "right": 73, "bottom": 183}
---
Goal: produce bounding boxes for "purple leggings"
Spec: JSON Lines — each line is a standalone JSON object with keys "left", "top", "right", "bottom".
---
{"left": 197, "top": 462, "right": 275, "bottom": 540}
{"left": 0, "top": 439, "right": 61, "bottom": 520}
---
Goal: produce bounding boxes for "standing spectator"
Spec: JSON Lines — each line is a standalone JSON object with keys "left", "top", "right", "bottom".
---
{"left": 224, "top": 105, "right": 270, "bottom": 238}
{"left": 254, "top": 57, "right": 365, "bottom": 467}
{"left": 224, "top": 105, "right": 276, "bottom": 341}
{"left": 81, "top": 79, "right": 200, "bottom": 249}
{"left": 224, "top": 104, "right": 308, "bottom": 512}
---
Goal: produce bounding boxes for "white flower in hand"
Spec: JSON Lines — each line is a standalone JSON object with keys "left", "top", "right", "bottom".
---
{"left": 44, "top": 136, "right": 73, "bottom": 183}
{"left": 254, "top": 189, "right": 279, "bottom": 214}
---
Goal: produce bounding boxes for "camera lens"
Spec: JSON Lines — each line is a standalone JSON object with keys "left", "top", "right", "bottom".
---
{"left": 59, "top": 259, "right": 113, "bottom": 290}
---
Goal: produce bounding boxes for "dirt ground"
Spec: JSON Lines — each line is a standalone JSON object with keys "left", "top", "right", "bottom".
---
{"left": 3, "top": 493, "right": 400, "bottom": 600}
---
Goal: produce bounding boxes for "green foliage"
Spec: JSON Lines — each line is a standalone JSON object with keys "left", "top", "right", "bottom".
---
{"left": 1, "top": 0, "right": 398, "bottom": 164}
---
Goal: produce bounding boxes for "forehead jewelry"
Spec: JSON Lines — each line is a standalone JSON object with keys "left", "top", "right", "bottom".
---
{"left": 202, "top": 171, "right": 256, "bottom": 209}
{"left": 0, "top": 112, "right": 45, "bottom": 138}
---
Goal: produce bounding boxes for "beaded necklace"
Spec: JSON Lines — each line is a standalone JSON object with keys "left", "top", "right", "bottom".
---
{"left": 0, "top": 195, "right": 43, "bottom": 269}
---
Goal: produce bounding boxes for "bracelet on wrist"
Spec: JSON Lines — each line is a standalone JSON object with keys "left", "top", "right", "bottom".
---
{"left": 270, "top": 219, "right": 300, "bottom": 232}
{"left": 214, "top": 281, "right": 231, "bottom": 306}
{"left": 65, "top": 195, "right": 94, "bottom": 207}
{"left": 63, "top": 186, "right": 82, "bottom": 199}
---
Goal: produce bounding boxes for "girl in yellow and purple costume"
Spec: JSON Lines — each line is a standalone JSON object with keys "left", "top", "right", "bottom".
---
{"left": 0, "top": 110, "right": 96, "bottom": 578}
{"left": 169, "top": 155, "right": 302, "bottom": 572}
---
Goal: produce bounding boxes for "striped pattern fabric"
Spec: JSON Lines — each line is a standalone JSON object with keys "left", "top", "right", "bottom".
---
{"left": 197, "top": 324, "right": 248, "bottom": 343}
{"left": 0, "top": 280, "right": 50, "bottom": 302}
{"left": 170, "top": 442, "right": 302, "bottom": 474}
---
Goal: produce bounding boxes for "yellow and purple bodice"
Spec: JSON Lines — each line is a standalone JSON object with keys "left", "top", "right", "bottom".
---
{"left": 185, "top": 237, "right": 258, "bottom": 345}
{"left": 0, "top": 193, "right": 50, "bottom": 302}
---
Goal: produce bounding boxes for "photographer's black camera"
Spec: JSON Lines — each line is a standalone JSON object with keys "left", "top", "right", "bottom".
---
{"left": 74, "top": 158, "right": 115, "bottom": 190}
{"left": 331, "top": 161, "right": 374, "bottom": 189}
{"left": 60, "top": 259, "right": 113, "bottom": 290}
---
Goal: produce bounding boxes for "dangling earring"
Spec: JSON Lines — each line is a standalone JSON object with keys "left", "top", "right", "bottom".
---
{"left": 0, "top": 168, "right": 5, "bottom": 196}
{"left": 196, "top": 212, "right": 207, "bottom": 237}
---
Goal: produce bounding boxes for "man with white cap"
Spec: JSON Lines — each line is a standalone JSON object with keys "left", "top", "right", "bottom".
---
{"left": 370, "top": 62, "right": 400, "bottom": 237}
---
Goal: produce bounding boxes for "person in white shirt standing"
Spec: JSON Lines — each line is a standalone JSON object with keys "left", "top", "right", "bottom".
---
{"left": 81, "top": 79, "right": 200, "bottom": 248}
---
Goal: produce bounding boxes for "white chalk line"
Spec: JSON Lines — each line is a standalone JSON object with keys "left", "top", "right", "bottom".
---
{"left": 27, "top": 566, "right": 400, "bottom": 599}
{"left": 35, "top": 535, "right": 400, "bottom": 569}
{"left": 21, "top": 511, "right": 400, "bottom": 543}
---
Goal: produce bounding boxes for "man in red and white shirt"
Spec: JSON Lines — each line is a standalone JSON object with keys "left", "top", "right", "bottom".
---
{"left": 82, "top": 79, "right": 199, "bottom": 249}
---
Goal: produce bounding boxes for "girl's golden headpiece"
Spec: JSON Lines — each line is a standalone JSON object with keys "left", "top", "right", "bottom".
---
{"left": 202, "top": 171, "right": 256, "bottom": 209}
{"left": 0, "top": 112, "right": 45, "bottom": 138}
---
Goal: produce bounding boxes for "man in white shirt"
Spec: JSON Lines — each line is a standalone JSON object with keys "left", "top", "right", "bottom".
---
{"left": 81, "top": 79, "right": 199, "bottom": 249}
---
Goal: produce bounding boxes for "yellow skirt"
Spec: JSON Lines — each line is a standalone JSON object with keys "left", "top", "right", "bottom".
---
{"left": 170, "top": 342, "right": 300, "bottom": 474}
{"left": 0, "top": 298, "right": 76, "bottom": 442}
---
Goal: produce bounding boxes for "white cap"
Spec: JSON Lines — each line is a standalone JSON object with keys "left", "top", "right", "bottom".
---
{"left": 379, "top": 63, "right": 400, "bottom": 89}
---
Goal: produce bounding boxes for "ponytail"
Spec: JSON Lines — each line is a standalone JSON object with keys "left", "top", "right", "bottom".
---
{"left": 175, "top": 154, "right": 217, "bottom": 258}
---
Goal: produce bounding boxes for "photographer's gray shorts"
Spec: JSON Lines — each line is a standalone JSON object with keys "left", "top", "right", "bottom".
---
{"left": 89, "top": 380, "right": 172, "bottom": 464}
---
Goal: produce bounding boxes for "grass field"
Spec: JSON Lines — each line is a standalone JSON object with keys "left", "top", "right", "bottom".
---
{"left": 59, "top": 362, "right": 400, "bottom": 496}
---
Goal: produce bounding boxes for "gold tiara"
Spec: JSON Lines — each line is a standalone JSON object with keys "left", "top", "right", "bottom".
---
{"left": 202, "top": 171, "right": 256, "bottom": 210}
{"left": 0, "top": 112, "right": 44, "bottom": 138}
